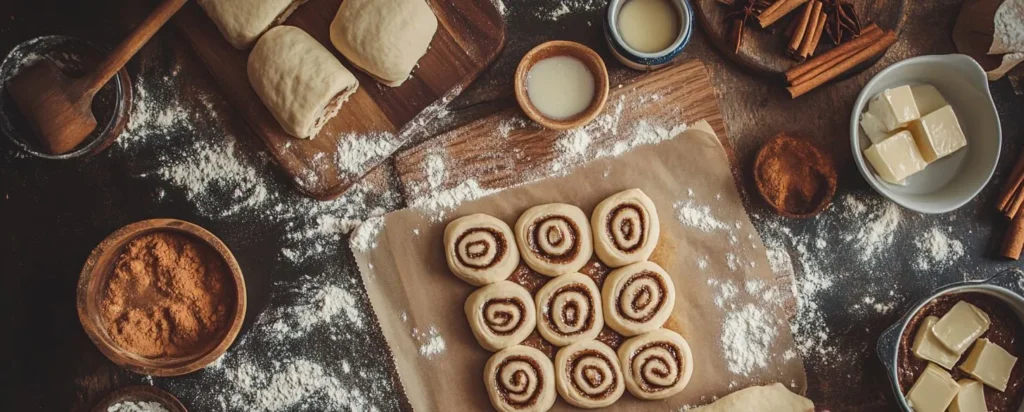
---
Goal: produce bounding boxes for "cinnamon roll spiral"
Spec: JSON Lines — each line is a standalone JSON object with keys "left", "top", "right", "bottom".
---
{"left": 465, "top": 281, "right": 537, "bottom": 351}
{"left": 534, "top": 272, "right": 604, "bottom": 347}
{"left": 591, "top": 189, "right": 660, "bottom": 268}
{"left": 484, "top": 345, "right": 557, "bottom": 412}
{"left": 602, "top": 261, "right": 676, "bottom": 336}
{"left": 554, "top": 340, "right": 624, "bottom": 408}
{"left": 617, "top": 329, "right": 694, "bottom": 400}
{"left": 444, "top": 214, "right": 520, "bottom": 286}
{"left": 515, "top": 204, "right": 593, "bottom": 277}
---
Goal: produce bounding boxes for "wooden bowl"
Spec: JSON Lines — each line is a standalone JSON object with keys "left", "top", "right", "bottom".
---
{"left": 77, "top": 219, "right": 246, "bottom": 377}
{"left": 91, "top": 386, "right": 187, "bottom": 412}
{"left": 514, "top": 41, "right": 610, "bottom": 130}
{"left": 753, "top": 134, "right": 837, "bottom": 218}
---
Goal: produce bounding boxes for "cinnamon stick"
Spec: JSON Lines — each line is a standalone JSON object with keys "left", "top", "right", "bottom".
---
{"left": 803, "top": 10, "right": 827, "bottom": 58}
{"left": 758, "top": 0, "right": 810, "bottom": 28}
{"left": 996, "top": 150, "right": 1024, "bottom": 212}
{"left": 787, "top": 30, "right": 897, "bottom": 98}
{"left": 785, "top": 24, "right": 882, "bottom": 85}
{"left": 1006, "top": 190, "right": 1024, "bottom": 220}
{"left": 1001, "top": 213, "right": 1024, "bottom": 260}
{"left": 729, "top": 19, "right": 745, "bottom": 54}
{"left": 798, "top": 5, "right": 825, "bottom": 59}
{"left": 787, "top": 1, "right": 815, "bottom": 55}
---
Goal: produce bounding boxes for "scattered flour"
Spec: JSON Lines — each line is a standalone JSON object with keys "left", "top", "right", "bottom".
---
{"left": 107, "top": 401, "right": 169, "bottom": 412}
{"left": 333, "top": 132, "right": 398, "bottom": 175}
{"left": 415, "top": 326, "right": 447, "bottom": 358}
{"left": 411, "top": 179, "right": 501, "bottom": 222}
{"left": 914, "top": 227, "right": 965, "bottom": 270}
{"left": 351, "top": 216, "right": 386, "bottom": 254}
{"left": 425, "top": 153, "right": 447, "bottom": 190}
{"left": 721, "top": 304, "right": 778, "bottom": 376}
{"left": 537, "top": 0, "right": 606, "bottom": 21}
{"left": 675, "top": 199, "right": 731, "bottom": 232}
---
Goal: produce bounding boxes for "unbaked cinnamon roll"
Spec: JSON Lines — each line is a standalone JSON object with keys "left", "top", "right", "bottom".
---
{"left": 590, "top": 189, "right": 661, "bottom": 267}
{"left": 554, "top": 340, "right": 625, "bottom": 408}
{"left": 515, "top": 204, "right": 593, "bottom": 277}
{"left": 484, "top": 345, "right": 556, "bottom": 412}
{"left": 617, "top": 329, "right": 694, "bottom": 400}
{"left": 444, "top": 214, "right": 520, "bottom": 286}
{"left": 534, "top": 272, "right": 604, "bottom": 347}
{"left": 602, "top": 261, "right": 676, "bottom": 336}
{"left": 465, "top": 281, "right": 537, "bottom": 351}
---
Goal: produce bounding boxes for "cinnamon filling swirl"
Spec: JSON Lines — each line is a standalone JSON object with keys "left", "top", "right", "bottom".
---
{"left": 528, "top": 216, "right": 580, "bottom": 263}
{"left": 544, "top": 284, "right": 596, "bottom": 337}
{"left": 629, "top": 342, "right": 683, "bottom": 393}
{"left": 604, "top": 203, "right": 647, "bottom": 253}
{"left": 616, "top": 271, "right": 668, "bottom": 323}
{"left": 455, "top": 228, "right": 508, "bottom": 269}
{"left": 482, "top": 298, "right": 527, "bottom": 336}
{"left": 567, "top": 350, "right": 619, "bottom": 399}
{"left": 495, "top": 356, "right": 545, "bottom": 408}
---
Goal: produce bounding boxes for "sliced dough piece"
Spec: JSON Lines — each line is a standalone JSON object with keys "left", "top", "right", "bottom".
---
{"left": 247, "top": 26, "right": 359, "bottom": 139}
{"left": 591, "top": 188, "right": 660, "bottom": 267}
{"left": 465, "top": 281, "right": 536, "bottom": 352}
{"left": 602, "top": 261, "right": 676, "bottom": 337}
{"left": 691, "top": 383, "right": 814, "bottom": 411}
{"left": 444, "top": 214, "right": 520, "bottom": 286}
{"left": 198, "top": 0, "right": 307, "bottom": 49}
{"left": 330, "top": 0, "right": 438, "bottom": 87}
{"left": 515, "top": 203, "right": 593, "bottom": 277}
{"left": 484, "top": 346, "right": 557, "bottom": 412}
{"left": 535, "top": 273, "right": 604, "bottom": 346}
{"left": 617, "top": 329, "right": 694, "bottom": 400}
{"left": 554, "top": 340, "right": 625, "bottom": 408}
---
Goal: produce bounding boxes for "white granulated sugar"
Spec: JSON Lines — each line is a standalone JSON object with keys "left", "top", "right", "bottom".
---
{"left": 416, "top": 325, "right": 447, "bottom": 358}
{"left": 721, "top": 304, "right": 778, "bottom": 376}
{"left": 674, "top": 199, "right": 731, "bottom": 232}
{"left": 914, "top": 227, "right": 965, "bottom": 270}
{"left": 411, "top": 179, "right": 501, "bottom": 222}
{"left": 334, "top": 132, "right": 397, "bottom": 175}
{"left": 351, "top": 216, "right": 385, "bottom": 254}
{"left": 425, "top": 153, "right": 447, "bottom": 190}
{"left": 107, "top": 401, "right": 169, "bottom": 412}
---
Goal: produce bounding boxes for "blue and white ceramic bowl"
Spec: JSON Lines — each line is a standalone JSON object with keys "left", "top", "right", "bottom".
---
{"left": 604, "top": 0, "right": 694, "bottom": 71}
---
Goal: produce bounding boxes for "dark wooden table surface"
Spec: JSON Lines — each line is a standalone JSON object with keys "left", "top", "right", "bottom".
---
{"left": 1, "top": 0, "right": 1022, "bottom": 411}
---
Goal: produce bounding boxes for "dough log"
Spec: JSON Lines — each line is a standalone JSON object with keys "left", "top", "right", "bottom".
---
{"left": 198, "top": 0, "right": 308, "bottom": 49}
{"left": 591, "top": 188, "right": 660, "bottom": 267}
{"left": 554, "top": 340, "right": 625, "bottom": 408}
{"left": 534, "top": 273, "right": 604, "bottom": 347}
{"left": 515, "top": 203, "right": 593, "bottom": 277}
{"left": 484, "top": 345, "right": 557, "bottom": 412}
{"left": 464, "top": 281, "right": 536, "bottom": 352}
{"left": 691, "top": 383, "right": 814, "bottom": 411}
{"left": 602, "top": 261, "right": 676, "bottom": 337}
{"left": 444, "top": 214, "right": 520, "bottom": 286}
{"left": 330, "top": 0, "right": 438, "bottom": 87}
{"left": 617, "top": 329, "right": 694, "bottom": 400}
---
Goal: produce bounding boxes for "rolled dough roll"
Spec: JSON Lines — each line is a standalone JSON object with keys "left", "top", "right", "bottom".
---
{"left": 247, "top": 26, "right": 359, "bottom": 139}
{"left": 444, "top": 214, "right": 520, "bottom": 286}
{"left": 329, "top": 0, "right": 438, "bottom": 87}
{"left": 484, "top": 346, "right": 557, "bottom": 412}
{"left": 534, "top": 272, "right": 604, "bottom": 347}
{"left": 602, "top": 261, "right": 676, "bottom": 337}
{"left": 590, "top": 188, "right": 660, "bottom": 267}
{"left": 464, "top": 281, "right": 536, "bottom": 351}
{"left": 554, "top": 340, "right": 625, "bottom": 408}
{"left": 691, "top": 383, "right": 814, "bottom": 411}
{"left": 198, "top": 0, "right": 307, "bottom": 49}
{"left": 515, "top": 203, "right": 594, "bottom": 277}
{"left": 617, "top": 329, "right": 694, "bottom": 400}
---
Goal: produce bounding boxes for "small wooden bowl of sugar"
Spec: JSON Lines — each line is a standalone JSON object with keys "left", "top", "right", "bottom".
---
{"left": 514, "top": 41, "right": 610, "bottom": 130}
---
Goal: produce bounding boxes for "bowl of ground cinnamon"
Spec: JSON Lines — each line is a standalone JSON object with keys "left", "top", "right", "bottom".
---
{"left": 754, "top": 133, "right": 837, "bottom": 218}
{"left": 77, "top": 219, "right": 246, "bottom": 376}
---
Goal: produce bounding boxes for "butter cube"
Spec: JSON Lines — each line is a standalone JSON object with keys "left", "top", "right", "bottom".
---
{"left": 948, "top": 379, "right": 987, "bottom": 412}
{"left": 911, "top": 316, "right": 959, "bottom": 369}
{"left": 960, "top": 338, "right": 1018, "bottom": 392}
{"left": 863, "top": 130, "right": 928, "bottom": 185}
{"left": 905, "top": 363, "right": 960, "bottom": 412}
{"left": 907, "top": 105, "right": 967, "bottom": 163}
{"left": 932, "top": 301, "right": 991, "bottom": 355}
{"left": 867, "top": 85, "right": 921, "bottom": 132}
{"left": 860, "top": 112, "right": 894, "bottom": 145}
{"left": 911, "top": 84, "right": 948, "bottom": 115}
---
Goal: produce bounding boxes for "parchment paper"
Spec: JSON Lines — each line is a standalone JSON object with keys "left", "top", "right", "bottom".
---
{"left": 353, "top": 122, "right": 808, "bottom": 411}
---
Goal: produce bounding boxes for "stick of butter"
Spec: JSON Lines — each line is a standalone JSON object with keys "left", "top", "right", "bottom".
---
{"left": 932, "top": 301, "right": 991, "bottom": 355}
{"left": 911, "top": 316, "right": 960, "bottom": 369}
{"left": 960, "top": 338, "right": 1018, "bottom": 392}
{"left": 860, "top": 112, "right": 893, "bottom": 145}
{"left": 905, "top": 363, "right": 960, "bottom": 412}
{"left": 948, "top": 379, "right": 987, "bottom": 412}
{"left": 863, "top": 130, "right": 928, "bottom": 185}
{"left": 911, "top": 84, "right": 948, "bottom": 116}
{"left": 907, "top": 105, "right": 967, "bottom": 163}
{"left": 867, "top": 85, "right": 921, "bottom": 132}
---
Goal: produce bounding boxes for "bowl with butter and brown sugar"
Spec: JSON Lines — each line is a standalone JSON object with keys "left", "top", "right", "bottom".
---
{"left": 877, "top": 270, "right": 1024, "bottom": 412}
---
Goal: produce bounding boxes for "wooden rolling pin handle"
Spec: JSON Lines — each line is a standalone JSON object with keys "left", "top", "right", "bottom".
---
{"left": 1001, "top": 213, "right": 1024, "bottom": 260}
{"left": 79, "top": 0, "right": 188, "bottom": 96}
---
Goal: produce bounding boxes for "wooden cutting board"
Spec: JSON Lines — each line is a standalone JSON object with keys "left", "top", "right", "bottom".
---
{"left": 692, "top": 0, "right": 906, "bottom": 75}
{"left": 173, "top": 0, "right": 505, "bottom": 200}
{"left": 393, "top": 60, "right": 798, "bottom": 317}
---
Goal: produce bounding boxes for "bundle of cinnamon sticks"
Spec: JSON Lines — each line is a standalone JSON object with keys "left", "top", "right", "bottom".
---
{"left": 996, "top": 151, "right": 1024, "bottom": 259}
{"left": 786, "top": 0, "right": 825, "bottom": 61}
{"left": 784, "top": 24, "right": 897, "bottom": 98}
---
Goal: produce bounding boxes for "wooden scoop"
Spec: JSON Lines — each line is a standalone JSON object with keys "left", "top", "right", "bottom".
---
{"left": 6, "top": 0, "right": 187, "bottom": 155}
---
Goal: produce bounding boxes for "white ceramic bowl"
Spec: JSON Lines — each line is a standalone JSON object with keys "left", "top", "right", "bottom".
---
{"left": 851, "top": 54, "right": 1002, "bottom": 214}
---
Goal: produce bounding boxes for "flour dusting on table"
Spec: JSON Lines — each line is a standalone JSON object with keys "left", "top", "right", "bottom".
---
{"left": 914, "top": 227, "right": 965, "bottom": 271}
